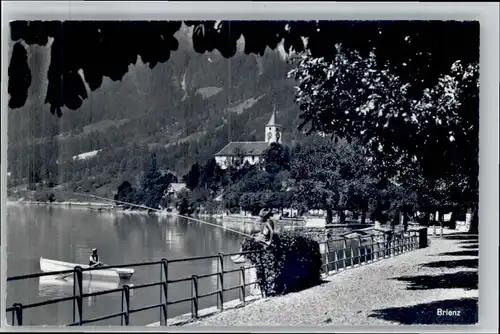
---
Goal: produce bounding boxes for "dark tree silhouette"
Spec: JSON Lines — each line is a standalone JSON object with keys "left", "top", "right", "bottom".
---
{"left": 9, "top": 20, "right": 479, "bottom": 115}
{"left": 183, "top": 162, "right": 201, "bottom": 190}
{"left": 288, "top": 44, "right": 479, "bottom": 232}
{"left": 261, "top": 142, "right": 291, "bottom": 174}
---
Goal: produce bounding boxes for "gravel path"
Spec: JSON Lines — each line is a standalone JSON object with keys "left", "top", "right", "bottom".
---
{"left": 184, "top": 232, "right": 478, "bottom": 326}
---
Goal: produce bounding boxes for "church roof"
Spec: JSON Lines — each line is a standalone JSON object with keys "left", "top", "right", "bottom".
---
{"left": 214, "top": 141, "right": 270, "bottom": 157}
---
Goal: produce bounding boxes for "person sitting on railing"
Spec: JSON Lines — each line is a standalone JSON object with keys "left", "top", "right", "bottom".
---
{"left": 255, "top": 209, "right": 275, "bottom": 246}
{"left": 230, "top": 209, "right": 276, "bottom": 264}
{"left": 88, "top": 248, "right": 103, "bottom": 267}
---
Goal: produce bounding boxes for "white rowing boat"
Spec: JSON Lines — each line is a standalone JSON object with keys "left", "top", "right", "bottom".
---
{"left": 38, "top": 276, "right": 135, "bottom": 298}
{"left": 40, "top": 257, "right": 134, "bottom": 280}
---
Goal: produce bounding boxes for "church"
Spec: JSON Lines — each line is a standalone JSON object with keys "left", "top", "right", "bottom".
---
{"left": 214, "top": 110, "right": 282, "bottom": 170}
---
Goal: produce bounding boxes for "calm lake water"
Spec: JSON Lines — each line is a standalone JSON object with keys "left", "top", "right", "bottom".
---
{"left": 5, "top": 204, "right": 248, "bottom": 326}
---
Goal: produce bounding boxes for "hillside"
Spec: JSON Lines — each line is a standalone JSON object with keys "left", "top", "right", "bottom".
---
{"left": 7, "top": 27, "right": 307, "bottom": 197}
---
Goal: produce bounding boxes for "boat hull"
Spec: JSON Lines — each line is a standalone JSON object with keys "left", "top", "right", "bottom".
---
{"left": 38, "top": 276, "right": 134, "bottom": 297}
{"left": 40, "top": 258, "right": 134, "bottom": 280}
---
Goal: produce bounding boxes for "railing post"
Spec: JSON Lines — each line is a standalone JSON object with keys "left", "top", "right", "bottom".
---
{"left": 418, "top": 228, "right": 428, "bottom": 248}
{"left": 121, "top": 288, "right": 124, "bottom": 326}
{"left": 191, "top": 275, "right": 199, "bottom": 319}
{"left": 74, "top": 266, "right": 84, "bottom": 325}
{"left": 218, "top": 253, "right": 224, "bottom": 310}
{"left": 370, "top": 235, "right": 375, "bottom": 262}
{"left": 385, "top": 232, "right": 391, "bottom": 257}
{"left": 342, "top": 237, "right": 347, "bottom": 269}
{"left": 258, "top": 250, "right": 266, "bottom": 298}
{"left": 376, "top": 240, "right": 381, "bottom": 259}
{"left": 123, "top": 285, "right": 131, "bottom": 325}
{"left": 216, "top": 258, "right": 220, "bottom": 309}
{"left": 239, "top": 266, "right": 246, "bottom": 304}
{"left": 161, "top": 258, "right": 169, "bottom": 325}
{"left": 324, "top": 242, "right": 331, "bottom": 274}
{"left": 13, "top": 303, "right": 23, "bottom": 326}
{"left": 72, "top": 271, "right": 76, "bottom": 323}
{"left": 358, "top": 236, "right": 363, "bottom": 265}
{"left": 350, "top": 241, "right": 355, "bottom": 267}
{"left": 334, "top": 249, "right": 338, "bottom": 272}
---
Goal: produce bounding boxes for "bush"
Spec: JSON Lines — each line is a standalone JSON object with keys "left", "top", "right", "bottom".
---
{"left": 241, "top": 230, "right": 323, "bottom": 297}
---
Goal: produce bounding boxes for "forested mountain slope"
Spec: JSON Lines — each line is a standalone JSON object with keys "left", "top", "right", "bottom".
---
{"left": 7, "top": 27, "right": 306, "bottom": 196}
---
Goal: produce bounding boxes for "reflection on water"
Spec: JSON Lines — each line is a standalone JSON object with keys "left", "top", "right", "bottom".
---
{"left": 38, "top": 276, "right": 135, "bottom": 308}
{"left": 6, "top": 205, "right": 245, "bottom": 326}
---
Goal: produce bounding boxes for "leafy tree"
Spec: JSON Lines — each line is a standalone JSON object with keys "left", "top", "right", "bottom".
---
{"left": 47, "top": 192, "right": 56, "bottom": 203}
{"left": 183, "top": 162, "right": 201, "bottom": 190}
{"left": 288, "top": 47, "right": 479, "bottom": 232}
{"left": 177, "top": 188, "right": 193, "bottom": 216}
{"left": 261, "top": 142, "right": 291, "bottom": 174}
{"left": 137, "top": 153, "right": 172, "bottom": 209}
{"left": 9, "top": 21, "right": 478, "bottom": 115}
{"left": 239, "top": 192, "right": 253, "bottom": 215}
{"left": 200, "top": 157, "right": 224, "bottom": 194}
{"left": 290, "top": 136, "right": 380, "bottom": 224}
{"left": 290, "top": 136, "right": 343, "bottom": 223}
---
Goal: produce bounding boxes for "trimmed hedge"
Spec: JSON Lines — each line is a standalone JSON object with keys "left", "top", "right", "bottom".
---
{"left": 241, "top": 230, "right": 323, "bottom": 297}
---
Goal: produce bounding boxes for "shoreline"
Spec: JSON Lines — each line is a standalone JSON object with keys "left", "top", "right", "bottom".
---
{"left": 6, "top": 200, "right": 224, "bottom": 218}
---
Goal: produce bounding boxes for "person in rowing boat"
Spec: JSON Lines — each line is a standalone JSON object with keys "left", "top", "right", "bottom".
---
{"left": 89, "top": 248, "right": 103, "bottom": 267}
{"left": 231, "top": 209, "right": 276, "bottom": 264}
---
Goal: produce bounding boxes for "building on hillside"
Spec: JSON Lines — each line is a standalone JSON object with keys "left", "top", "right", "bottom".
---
{"left": 167, "top": 182, "right": 187, "bottom": 199}
{"left": 214, "top": 109, "right": 283, "bottom": 170}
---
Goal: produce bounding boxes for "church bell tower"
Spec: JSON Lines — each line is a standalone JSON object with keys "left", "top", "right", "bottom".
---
{"left": 265, "top": 107, "right": 282, "bottom": 144}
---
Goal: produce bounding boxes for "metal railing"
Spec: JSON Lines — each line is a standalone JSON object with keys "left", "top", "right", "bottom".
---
{"left": 6, "top": 229, "right": 422, "bottom": 326}
{"left": 320, "top": 229, "right": 420, "bottom": 275}
{"left": 6, "top": 250, "right": 264, "bottom": 326}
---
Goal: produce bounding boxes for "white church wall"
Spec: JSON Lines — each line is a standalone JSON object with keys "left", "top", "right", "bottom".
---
{"left": 215, "top": 156, "right": 261, "bottom": 170}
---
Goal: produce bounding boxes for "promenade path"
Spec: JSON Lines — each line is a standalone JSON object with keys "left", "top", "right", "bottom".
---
{"left": 183, "top": 230, "right": 478, "bottom": 326}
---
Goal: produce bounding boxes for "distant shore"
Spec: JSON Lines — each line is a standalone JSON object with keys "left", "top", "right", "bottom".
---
{"left": 5, "top": 199, "right": 218, "bottom": 218}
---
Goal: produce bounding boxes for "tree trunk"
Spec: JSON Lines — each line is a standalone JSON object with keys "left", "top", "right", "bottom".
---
{"left": 389, "top": 211, "right": 399, "bottom": 229}
{"left": 339, "top": 210, "right": 346, "bottom": 223}
{"left": 449, "top": 211, "right": 457, "bottom": 230}
{"left": 361, "top": 210, "right": 367, "bottom": 224}
{"left": 438, "top": 211, "right": 444, "bottom": 237}
{"left": 402, "top": 212, "right": 409, "bottom": 231}
{"left": 422, "top": 211, "right": 431, "bottom": 226}
{"left": 468, "top": 205, "right": 479, "bottom": 234}
{"left": 353, "top": 211, "right": 360, "bottom": 221}
{"left": 326, "top": 209, "right": 333, "bottom": 224}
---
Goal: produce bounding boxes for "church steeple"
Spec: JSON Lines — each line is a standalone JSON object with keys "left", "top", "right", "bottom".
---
{"left": 267, "top": 110, "right": 277, "bottom": 126}
{"left": 265, "top": 106, "right": 282, "bottom": 144}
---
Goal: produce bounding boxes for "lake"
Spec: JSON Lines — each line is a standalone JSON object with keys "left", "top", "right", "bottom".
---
{"left": 5, "top": 204, "right": 249, "bottom": 326}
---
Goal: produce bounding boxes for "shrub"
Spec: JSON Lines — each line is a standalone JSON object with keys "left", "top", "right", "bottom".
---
{"left": 241, "top": 230, "right": 323, "bottom": 297}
